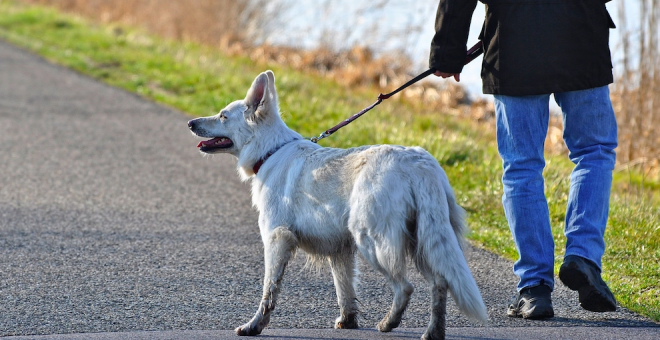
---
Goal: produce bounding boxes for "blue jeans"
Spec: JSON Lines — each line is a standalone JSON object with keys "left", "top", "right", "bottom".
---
{"left": 494, "top": 86, "right": 618, "bottom": 291}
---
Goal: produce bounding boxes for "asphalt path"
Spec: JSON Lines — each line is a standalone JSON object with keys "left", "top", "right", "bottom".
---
{"left": 0, "top": 40, "right": 658, "bottom": 339}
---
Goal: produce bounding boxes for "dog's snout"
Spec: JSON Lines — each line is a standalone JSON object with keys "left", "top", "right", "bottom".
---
{"left": 188, "top": 119, "right": 196, "bottom": 130}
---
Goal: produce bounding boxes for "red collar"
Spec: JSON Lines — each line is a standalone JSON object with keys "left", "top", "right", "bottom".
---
{"left": 252, "top": 150, "right": 276, "bottom": 175}
{"left": 252, "top": 141, "right": 296, "bottom": 175}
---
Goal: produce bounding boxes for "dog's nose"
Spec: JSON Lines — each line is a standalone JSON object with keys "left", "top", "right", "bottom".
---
{"left": 188, "top": 119, "right": 195, "bottom": 130}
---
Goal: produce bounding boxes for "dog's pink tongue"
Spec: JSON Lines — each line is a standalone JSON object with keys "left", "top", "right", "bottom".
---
{"left": 197, "top": 137, "right": 223, "bottom": 148}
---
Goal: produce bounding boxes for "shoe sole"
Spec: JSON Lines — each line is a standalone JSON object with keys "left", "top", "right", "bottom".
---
{"left": 522, "top": 307, "right": 554, "bottom": 320}
{"left": 559, "top": 263, "right": 617, "bottom": 312}
{"left": 507, "top": 308, "right": 554, "bottom": 320}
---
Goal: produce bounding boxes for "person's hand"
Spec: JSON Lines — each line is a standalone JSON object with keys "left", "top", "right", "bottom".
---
{"left": 433, "top": 71, "right": 460, "bottom": 82}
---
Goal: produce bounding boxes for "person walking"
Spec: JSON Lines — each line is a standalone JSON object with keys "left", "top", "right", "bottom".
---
{"left": 429, "top": 0, "right": 618, "bottom": 319}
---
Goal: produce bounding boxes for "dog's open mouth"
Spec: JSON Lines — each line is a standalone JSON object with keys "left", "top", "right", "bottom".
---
{"left": 197, "top": 137, "right": 234, "bottom": 152}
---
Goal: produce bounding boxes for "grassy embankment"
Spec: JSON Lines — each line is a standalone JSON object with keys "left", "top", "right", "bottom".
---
{"left": 0, "top": 1, "right": 658, "bottom": 322}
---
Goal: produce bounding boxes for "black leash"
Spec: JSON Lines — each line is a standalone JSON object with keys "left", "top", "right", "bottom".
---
{"left": 309, "top": 41, "right": 484, "bottom": 143}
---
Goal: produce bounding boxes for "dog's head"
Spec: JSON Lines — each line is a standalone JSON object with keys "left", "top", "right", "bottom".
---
{"left": 189, "top": 70, "right": 302, "bottom": 178}
{"left": 188, "top": 70, "right": 280, "bottom": 158}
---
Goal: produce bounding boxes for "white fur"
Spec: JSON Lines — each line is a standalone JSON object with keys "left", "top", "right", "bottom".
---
{"left": 189, "top": 71, "right": 488, "bottom": 340}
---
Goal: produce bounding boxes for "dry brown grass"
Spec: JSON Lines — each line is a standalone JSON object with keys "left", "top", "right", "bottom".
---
{"left": 21, "top": 0, "right": 259, "bottom": 47}
{"left": 19, "top": 1, "right": 413, "bottom": 86}
{"left": 611, "top": 0, "right": 660, "bottom": 180}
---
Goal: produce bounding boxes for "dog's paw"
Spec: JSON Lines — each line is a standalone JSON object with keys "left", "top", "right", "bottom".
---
{"left": 377, "top": 320, "right": 399, "bottom": 332}
{"left": 334, "top": 314, "right": 359, "bottom": 329}
{"left": 235, "top": 323, "right": 262, "bottom": 336}
{"left": 377, "top": 320, "right": 392, "bottom": 332}
{"left": 377, "top": 313, "right": 401, "bottom": 332}
{"left": 421, "top": 330, "right": 445, "bottom": 340}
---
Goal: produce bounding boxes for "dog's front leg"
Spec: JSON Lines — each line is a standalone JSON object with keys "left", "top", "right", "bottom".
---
{"left": 236, "top": 226, "right": 298, "bottom": 336}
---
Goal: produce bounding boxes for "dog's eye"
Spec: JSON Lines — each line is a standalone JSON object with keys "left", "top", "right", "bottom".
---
{"left": 219, "top": 112, "right": 227, "bottom": 120}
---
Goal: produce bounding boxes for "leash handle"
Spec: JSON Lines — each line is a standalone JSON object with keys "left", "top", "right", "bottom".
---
{"left": 465, "top": 40, "right": 484, "bottom": 65}
{"left": 310, "top": 41, "right": 484, "bottom": 143}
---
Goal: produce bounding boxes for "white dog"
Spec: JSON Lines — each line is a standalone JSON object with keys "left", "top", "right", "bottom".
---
{"left": 188, "top": 71, "right": 488, "bottom": 340}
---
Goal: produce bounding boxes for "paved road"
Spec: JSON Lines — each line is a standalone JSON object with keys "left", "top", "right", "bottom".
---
{"left": 0, "top": 40, "right": 658, "bottom": 339}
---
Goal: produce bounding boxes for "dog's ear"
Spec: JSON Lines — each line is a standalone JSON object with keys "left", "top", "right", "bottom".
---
{"left": 245, "top": 72, "right": 268, "bottom": 110}
{"left": 244, "top": 71, "right": 278, "bottom": 122}
{"left": 265, "top": 70, "right": 278, "bottom": 103}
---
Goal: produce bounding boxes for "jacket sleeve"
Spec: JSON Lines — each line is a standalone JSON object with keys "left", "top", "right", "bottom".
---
{"left": 429, "top": 0, "right": 479, "bottom": 73}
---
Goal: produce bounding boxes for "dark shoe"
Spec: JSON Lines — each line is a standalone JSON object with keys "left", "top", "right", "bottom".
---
{"left": 559, "top": 255, "right": 617, "bottom": 312}
{"left": 507, "top": 284, "right": 554, "bottom": 319}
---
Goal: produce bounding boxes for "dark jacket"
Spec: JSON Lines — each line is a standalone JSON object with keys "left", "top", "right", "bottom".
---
{"left": 430, "top": 0, "right": 616, "bottom": 96}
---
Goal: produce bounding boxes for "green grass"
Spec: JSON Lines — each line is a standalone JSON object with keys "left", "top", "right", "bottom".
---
{"left": 1, "top": 1, "right": 658, "bottom": 322}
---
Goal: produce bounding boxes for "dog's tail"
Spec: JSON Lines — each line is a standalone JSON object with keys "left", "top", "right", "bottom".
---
{"left": 414, "top": 167, "right": 488, "bottom": 325}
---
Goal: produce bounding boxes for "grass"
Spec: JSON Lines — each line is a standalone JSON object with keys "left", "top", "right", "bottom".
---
{"left": 1, "top": 0, "right": 658, "bottom": 322}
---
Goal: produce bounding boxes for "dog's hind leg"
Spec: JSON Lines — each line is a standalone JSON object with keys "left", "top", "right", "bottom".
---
{"left": 349, "top": 170, "right": 414, "bottom": 332}
{"left": 376, "top": 269, "right": 414, "bottom": 332}
{"left": 422, "top": 279, "right": 448, "bottom": 340}
{"left": 235, "top": 226, "right": 298, "bottom": 336}
{"left": 330, "top": 252, "right": 359, "bottom": 329}
{"left": 354, "top": 234, "right": 413, "bottom": 332}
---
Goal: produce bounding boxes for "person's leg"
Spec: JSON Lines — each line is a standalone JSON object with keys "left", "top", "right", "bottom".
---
{"left": 554, "top": 85, "right": 617, "bottom": 312}
{"left": 554, "top": 86, "right": 617, "bottom": 270}
{"left": 494, "top": 94, "right": 555, "bottom": 291}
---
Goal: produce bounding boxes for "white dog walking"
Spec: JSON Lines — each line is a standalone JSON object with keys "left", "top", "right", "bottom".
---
{"left": 188, "top": 71, "right": 488, "bottom": 340}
